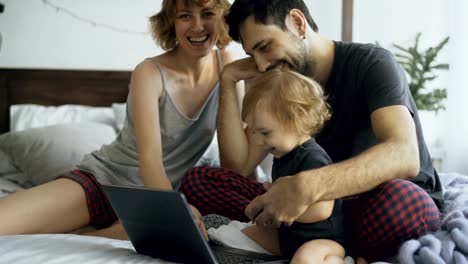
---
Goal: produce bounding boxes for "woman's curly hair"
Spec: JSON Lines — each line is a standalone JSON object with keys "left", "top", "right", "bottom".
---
{"left": 149, "top": 0, "right": 231, "bottom": 50}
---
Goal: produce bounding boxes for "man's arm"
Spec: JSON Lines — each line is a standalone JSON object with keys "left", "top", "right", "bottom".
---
{"left": 217, "top": 58, "right": 268, "bottom": 178}
{"left": 246, "top": 105, "right": 420, "bottom": 226}
{"left": 310, "top": 105, "right": 420, "bottom": 200}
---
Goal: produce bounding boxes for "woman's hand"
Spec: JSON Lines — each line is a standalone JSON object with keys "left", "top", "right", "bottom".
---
{"left": 189, "top": 204, "right": 208, "bottom": 240}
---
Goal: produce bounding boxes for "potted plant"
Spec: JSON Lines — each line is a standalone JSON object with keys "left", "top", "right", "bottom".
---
{"left": 392, "top": 33, "right": 450, "bottom": 113}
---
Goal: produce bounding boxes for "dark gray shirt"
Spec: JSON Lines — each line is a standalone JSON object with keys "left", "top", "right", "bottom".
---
{"left": 317, "top": 41, "right": 443, "bottom": 207}
{"left": 272, "top": 139, "right": 345, "bottom": 258}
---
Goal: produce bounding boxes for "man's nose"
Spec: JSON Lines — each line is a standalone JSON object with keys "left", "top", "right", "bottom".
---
{"left": 254, "top": 55, "right": 270, "bottom": 72}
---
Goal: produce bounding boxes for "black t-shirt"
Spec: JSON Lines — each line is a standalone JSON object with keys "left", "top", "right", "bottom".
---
{"left": 272, "top": 139, "right": 345, "bottom": 258}
{"left": 316, "top": 41, "right": 443, "bottom": 206}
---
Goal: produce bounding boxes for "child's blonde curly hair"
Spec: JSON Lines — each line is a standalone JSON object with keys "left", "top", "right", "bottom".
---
{"left": 242, "top": 69, "right": 331, "bottom": 137}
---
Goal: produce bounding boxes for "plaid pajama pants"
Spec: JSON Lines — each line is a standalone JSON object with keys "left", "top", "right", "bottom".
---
{"left": 59, "top": 170, "right": 118, "bottom": 230}
{"left": 179, "top": 166, "right": 441, "bottom": 261}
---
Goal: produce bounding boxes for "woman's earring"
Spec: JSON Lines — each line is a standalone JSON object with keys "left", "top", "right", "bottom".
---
{"left": 302, "top": 35, "right": 306, "bottom": 40}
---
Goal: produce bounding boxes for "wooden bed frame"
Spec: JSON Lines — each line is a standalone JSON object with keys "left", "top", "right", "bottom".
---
{"left": 0, "top": 68, "right": 132, "bottom": 134}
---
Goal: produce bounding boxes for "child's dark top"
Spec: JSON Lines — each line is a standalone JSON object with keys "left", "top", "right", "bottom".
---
{"left": 272, "top": 138, "right": 345, "bottom": 258}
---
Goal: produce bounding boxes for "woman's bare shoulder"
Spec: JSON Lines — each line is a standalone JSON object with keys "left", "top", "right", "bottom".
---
{"left": 129, "top": 57, "right": 164, "bottom": 97}
{"left": 132, "top": 59, "right": 160, "bottom": 80}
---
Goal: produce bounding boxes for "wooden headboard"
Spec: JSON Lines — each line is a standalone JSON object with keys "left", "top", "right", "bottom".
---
{"left": 0, "top": 68, "right": 132, "bottom": 134}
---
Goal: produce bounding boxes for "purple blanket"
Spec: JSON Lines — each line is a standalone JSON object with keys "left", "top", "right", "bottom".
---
{"left": 398, "top": 173, "right": 468, "bottom": 264}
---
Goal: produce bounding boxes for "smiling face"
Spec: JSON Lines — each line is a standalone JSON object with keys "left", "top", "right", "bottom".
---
{"left": 173, "top": 0, "right": 220, "bottom": 57}
{"left": 245, "top": 102, "right": 309, "bottom": 158}
{"left": 240, "top": 15, "right": 313, "bottom": 75}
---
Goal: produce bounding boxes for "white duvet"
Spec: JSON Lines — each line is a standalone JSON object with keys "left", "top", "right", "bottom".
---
{"left": 0, "top": 176, "right": 263, "bottom": 264}
{"left": 0, "top": 234, "right": 173, "bottom": 264}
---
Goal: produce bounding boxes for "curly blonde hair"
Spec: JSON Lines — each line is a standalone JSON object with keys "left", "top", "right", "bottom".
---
{"left": 149, "top": 0, "right": 231, "bottom": 51}
{"left": 242, "top": 70, "right": 331, "bottom": 137}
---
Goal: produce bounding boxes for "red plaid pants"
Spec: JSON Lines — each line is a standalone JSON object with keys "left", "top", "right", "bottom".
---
{"left": 59, "top": 170, "right": 117, "bottom": 229}
{"left": 179, "top": 166, "right": 441, "bottom": 261}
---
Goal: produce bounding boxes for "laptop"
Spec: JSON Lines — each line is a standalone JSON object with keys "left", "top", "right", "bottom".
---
{"left": 102, "top": 184, "right": 289, "bottom": 264}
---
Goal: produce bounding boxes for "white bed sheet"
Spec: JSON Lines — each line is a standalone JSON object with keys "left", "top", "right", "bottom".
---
{"left": 0, "top": 174, "right": 382, "bottom": 264}
{"left": 4, "top": 173, "right": 464, "bottom": 263}
{"left": 0, "top": 234, "right": 174, "bottom": 264}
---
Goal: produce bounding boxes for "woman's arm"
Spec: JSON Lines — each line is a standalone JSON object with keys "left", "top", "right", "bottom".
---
{"left": 130, "top": 59, "right": 172, "bottom": 190}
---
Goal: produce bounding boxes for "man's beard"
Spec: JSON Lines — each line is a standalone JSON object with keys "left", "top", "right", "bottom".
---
{"left": 291, "top": 37, "right": 315, "bottom": 77}
{"left": 268, "top": 36, "right": 315, "bottom": 77}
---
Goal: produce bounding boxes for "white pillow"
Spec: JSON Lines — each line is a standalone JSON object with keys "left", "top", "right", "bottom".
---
{"left": 195, "top": 131, "right": 221, "bottom": 168}
{"left": 0, "top": 176, "right": 26, "bottom": 197}
{"left": 0, "top": 148, "right": 30, "bottom": 188}
{"left": 10, "top": 104, "right": 115, "bottom": 132}
{"left": 0, "top": 123, "right": 116, "bottom": 186}
{"left": 112, "top": 103, "right": 127, "bottom": 131}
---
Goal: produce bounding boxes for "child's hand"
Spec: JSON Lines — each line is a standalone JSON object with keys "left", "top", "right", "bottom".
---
{"left": 189, "top": 204, "right": 208, "bottom": 240}
{"left": 262, "top": 182, "right": 272, "bottom": 190}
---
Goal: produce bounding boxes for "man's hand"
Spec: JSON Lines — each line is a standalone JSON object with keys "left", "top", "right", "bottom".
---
{"left": 221, "top": 57, "right": 261, "bottom": 85}
{"left": 245, "top": 174, "right": 316, "bottom": 228}
{"left": 189, "top": 204, "right": 208, "bottom": 240}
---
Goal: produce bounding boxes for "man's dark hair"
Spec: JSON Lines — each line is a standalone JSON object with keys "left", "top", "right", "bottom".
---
{"left": 226, "top": 0, "right": 318, "bottom": 42}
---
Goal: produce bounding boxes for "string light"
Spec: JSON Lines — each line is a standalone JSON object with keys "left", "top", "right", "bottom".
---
{"left": 41, "top": 0, "right": 148, "bottom": 36}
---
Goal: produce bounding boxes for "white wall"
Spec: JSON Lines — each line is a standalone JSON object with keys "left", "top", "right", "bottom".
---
{"left": 0, "top": 0, "right": 341, "bottom": 70}
{"left": 0, "top": 0, "right": 159, "bottom": 70}
{"left": 4, "top": 1, "right": 463, "bottom": 172}
{"left": 445, "top": 0, "right": 468, "bottom": 174}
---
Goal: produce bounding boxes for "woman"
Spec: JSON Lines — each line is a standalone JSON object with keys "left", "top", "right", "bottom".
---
{"left": 0, "top": 0, "right": 232, "bottom": 239}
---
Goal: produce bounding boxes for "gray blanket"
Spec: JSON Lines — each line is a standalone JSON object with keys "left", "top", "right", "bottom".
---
{"left": 398, "top": 173, "right": 468, "bottom": 264}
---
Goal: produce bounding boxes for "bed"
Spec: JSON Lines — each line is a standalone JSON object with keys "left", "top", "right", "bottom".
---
{"left": 0, "top": 68, "right": 259, "bottom": 264}
{"left": 0, "top": 68, "right": 467, "bottom": 264}
{"left": 0, "top": 68, "right": 172, "bottom": 263}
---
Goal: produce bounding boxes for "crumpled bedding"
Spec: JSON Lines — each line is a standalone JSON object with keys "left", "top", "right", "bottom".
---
{"left": 398, "top": 173, "right": 468, "bottom": 264}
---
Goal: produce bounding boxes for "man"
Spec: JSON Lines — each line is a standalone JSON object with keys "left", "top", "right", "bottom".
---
{"left": 179, "top": 0, "right": 442, "bottom": 261}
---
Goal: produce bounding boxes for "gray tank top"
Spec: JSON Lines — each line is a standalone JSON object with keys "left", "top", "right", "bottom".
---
{"left": 76, "top": 51, "right": 222, "bottom": 189}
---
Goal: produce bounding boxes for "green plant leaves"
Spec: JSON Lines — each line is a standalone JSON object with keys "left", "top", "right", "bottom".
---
{"left": 392, "top": 33, "right": 449, "bottom": 113}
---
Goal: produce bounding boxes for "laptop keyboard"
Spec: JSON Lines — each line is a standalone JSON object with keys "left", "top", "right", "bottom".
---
{"left": 213, "top": 250, "right": 270, "bottom": 264}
